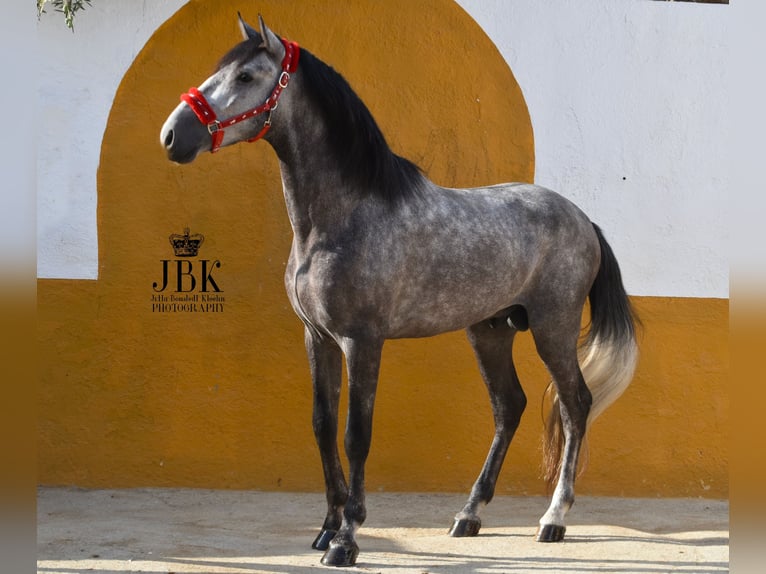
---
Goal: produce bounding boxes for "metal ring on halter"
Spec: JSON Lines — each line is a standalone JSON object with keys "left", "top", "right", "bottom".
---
{"left": 279, "top": 71, "right": 290, "bottom": 88}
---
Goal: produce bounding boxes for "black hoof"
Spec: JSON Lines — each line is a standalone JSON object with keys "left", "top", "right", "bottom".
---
{"left": 448, "top": 516, "right": 481, "bottom": 537}
{"left": 321, "top": 539, "right": 359, "bottom": 567}
{"left": 311, "top": 529, "right": 337, "bottom": 551}
{"left": 536, "top": 523, "right": 566, "bottom": 542}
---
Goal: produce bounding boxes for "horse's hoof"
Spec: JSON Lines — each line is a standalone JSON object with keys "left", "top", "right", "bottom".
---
{"left": 448, "top": 516, "right": 481, "bottom": 537}
{"left": 321, "top": 539, "right": 359, "bottom": 567}
{"left": 536, "top": 523, "right": 566, "bottom": 542}
{"left": 311, "top": 529, "right": 337, "bottom": 551}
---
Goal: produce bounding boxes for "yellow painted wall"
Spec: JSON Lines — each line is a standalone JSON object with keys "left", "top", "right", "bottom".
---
{"left": 37, "top": 0, "right": 728, "bottom": 498}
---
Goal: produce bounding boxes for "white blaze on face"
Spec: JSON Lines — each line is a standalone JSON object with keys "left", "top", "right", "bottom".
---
{"left": 198, "top": 68, "right": 237, "bottom": 110}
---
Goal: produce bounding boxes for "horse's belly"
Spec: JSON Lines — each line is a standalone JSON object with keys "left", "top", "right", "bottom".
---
{"left": 384, "top": 273, "right": 524, "bottom": 339}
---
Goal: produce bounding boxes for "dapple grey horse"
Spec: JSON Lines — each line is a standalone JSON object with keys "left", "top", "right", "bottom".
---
{"left": 160, "top": 14, "right": 638, "bottom": 568}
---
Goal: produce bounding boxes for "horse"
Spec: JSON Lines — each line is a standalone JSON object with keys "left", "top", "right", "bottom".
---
{"left": 160, "top": 14, "right": 638, "bottom": 568}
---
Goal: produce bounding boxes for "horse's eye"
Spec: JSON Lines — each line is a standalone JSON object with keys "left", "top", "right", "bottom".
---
{"left": 237, "top": 72, "right": 253, "bottom": 83}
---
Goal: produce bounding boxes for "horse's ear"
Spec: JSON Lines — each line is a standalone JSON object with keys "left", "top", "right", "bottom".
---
{"left": 257, "top": 14, "right": 279, "bottom": 53}
{"left": 238, "top": 12, "right": 260, "bottom": 42}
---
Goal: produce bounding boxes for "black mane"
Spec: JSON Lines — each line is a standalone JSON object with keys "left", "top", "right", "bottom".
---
{"left": 298, "top": 48, "right": 425, "bottom": 203}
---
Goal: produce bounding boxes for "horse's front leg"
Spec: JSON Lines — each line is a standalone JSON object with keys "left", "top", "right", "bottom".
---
{"left": 305, "top": 330, "right": 348, "bottom": 552}
{"left": 321, "top": 337, "right": 383, "bottom": 568}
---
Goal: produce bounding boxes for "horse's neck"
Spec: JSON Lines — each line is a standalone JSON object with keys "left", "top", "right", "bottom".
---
{"left": 268, "top": 99, "right": 363, "bottom": 244}
{"left": 276, "top": 155, "right": 361, "bottom": 247}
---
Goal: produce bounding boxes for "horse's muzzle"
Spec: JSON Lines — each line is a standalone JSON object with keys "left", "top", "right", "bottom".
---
{"left": 160, "top": 114, "right": 203, "bottom": 164}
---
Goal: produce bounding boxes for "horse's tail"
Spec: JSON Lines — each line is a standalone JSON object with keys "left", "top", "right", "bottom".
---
{"left": 542, "top": 223, "right": 639, "bottom": 488}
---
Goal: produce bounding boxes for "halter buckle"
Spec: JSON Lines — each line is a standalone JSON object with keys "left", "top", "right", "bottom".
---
{"left": 207, "top": 120, "right": 222, "bottom": 135}
{"left": 278, "top": 71, "right": 290, "bottom": 89}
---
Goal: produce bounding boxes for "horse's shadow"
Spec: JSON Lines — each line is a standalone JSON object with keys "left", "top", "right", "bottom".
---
{"left": 36, "top": 525, "right": 729, "bottom": 574}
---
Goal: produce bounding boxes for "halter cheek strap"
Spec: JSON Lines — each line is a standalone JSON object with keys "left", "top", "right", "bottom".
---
{"left": 180, "top": 38, "right": 300, "bottom": 153}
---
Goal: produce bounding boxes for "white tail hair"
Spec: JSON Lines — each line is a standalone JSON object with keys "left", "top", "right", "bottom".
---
{"left": 542, "top": 225, "right": 639, "bottom": 487}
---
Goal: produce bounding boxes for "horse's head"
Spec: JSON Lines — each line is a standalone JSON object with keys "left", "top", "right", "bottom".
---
{"left": 160, "top": 14, "right": 298, "bottom": 163}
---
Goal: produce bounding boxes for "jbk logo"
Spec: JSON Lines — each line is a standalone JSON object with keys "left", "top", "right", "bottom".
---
{"left": 152, "top": 259, "right": 222, "bottom": 293}
{"left": 150, "top": 228, "right": 225, "bottom": 312}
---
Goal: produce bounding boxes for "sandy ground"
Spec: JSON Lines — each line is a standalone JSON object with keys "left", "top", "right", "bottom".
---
{"left": 37, "top": 487, "right": 728, "bottom": 573}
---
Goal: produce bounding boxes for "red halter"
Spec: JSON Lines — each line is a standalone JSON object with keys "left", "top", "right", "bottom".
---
{"left": 180, "top": 38, "right": 300, "bottom": 153}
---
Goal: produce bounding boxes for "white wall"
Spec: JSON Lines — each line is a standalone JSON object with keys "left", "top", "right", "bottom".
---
{"left": 456, "top": 0, "right": 729, "bottom": 298}
{"left": 36, "top": 0, "right": 730, "bottom": 298}
{"left": 2, "top": 1, "right": 37, "bottom": 283}
{"left": 36, "top": 0, "right": 187, "bottom": 280}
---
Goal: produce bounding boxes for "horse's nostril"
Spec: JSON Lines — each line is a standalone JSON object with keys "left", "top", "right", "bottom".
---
{"left": 163, "top": 128, "right": 175, "bottom": 148}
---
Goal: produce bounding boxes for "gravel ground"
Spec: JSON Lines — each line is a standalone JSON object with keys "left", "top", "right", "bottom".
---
{"left": 37, "top": 487, "right": 728, "bottom": 573}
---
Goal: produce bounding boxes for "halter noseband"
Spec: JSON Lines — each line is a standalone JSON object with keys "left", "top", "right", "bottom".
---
{"left": 180, "top": 38, "right": 300, "bottom": 153}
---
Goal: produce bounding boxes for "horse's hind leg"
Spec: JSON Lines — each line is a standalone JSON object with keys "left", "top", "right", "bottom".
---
{"left": 532, "top": 318, "right": 592, "bottom": 542}
{"left": 450, "top": 318, "right": 527, "bottom": 537}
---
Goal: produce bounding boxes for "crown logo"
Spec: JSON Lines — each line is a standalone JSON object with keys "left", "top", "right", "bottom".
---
{"left": 169, "top": 227, "right": 204, "bottom": 257}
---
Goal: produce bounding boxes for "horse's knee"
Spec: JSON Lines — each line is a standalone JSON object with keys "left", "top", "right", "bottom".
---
{"left": 312, "top": 409, "right": 331, "bottom": 432}
{"left": 512, "top": 386, "right": 528, "bottom": 416}
{"left": 495, "top": 385, "right": 526, "bottom": 432}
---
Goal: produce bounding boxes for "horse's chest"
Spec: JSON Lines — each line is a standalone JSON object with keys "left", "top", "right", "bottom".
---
{"left": 284, "top": 248, "right": 360, "bottom": 332}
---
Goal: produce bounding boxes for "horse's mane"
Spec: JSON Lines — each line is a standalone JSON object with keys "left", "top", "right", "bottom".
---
{"left": 217, "top": 39, "right": 425, "bottom": 203}
{"left": 297, "top": 48, "right": 426, "bottom": 204}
